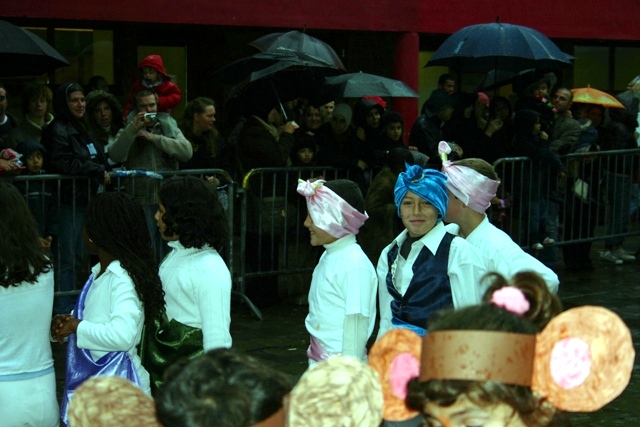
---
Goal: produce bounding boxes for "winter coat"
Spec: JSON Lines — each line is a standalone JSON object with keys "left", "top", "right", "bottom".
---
{"left": 123, "top": 54, "right": 182, "bottom": 116}
{"left": 41, "top": 83, "right": 108, "bottom": 206}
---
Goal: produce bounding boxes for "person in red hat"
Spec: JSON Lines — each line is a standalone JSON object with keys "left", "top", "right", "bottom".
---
{"left": 123, "top": 54, "right": 182, "bottom": 117}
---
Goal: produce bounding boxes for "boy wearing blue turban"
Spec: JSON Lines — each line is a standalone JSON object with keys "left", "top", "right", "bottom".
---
{"left": 376, "top": 164, "right": 487, "bottom": 338}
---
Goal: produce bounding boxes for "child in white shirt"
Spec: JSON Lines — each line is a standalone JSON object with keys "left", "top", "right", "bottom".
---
{"left": 297, "top": 179, "right": 377, "bottom": 365}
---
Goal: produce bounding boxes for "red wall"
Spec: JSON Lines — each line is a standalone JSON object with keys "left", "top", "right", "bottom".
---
{"left": 5, "top": 0, "right": 640, "bottom": 41}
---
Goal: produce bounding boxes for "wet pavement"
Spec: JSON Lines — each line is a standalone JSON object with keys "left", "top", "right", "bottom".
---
{"left": 53, "top": 237, "right": 640, "bottom": 425}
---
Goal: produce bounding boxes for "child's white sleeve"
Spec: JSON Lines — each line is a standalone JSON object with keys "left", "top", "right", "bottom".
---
{"left": 342, "top": 313, "right": 370, "bottom": 360}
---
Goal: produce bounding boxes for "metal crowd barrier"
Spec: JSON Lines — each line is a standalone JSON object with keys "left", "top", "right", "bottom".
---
{"left": 492, "top": 148, "right": 640, "bottom": 248}
{"left": 238, "top": 166, "right": 358, "bottom": 319}
{"left": 3, "top": 168, "right": 235, "bottom": 312}
{"left": 4, "top": 150, "right": 639, "bottom": 320}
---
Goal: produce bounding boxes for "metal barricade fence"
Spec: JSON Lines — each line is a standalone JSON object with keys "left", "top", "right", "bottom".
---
{"left": 3, "top": 168, "right": 234, "bottom": 313}
{"left": 492, "top": 148, "right": 640, "bottom": 250}
{"left": 4, "top": 151, "right": 638, "bottom": 319}
{"left": 237, "top": 166, "right": 360, "bottom": 319}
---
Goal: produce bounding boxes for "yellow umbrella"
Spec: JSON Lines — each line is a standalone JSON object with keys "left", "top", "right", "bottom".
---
{"left": 571, "top": 85, "right": 625, "bottom": 109}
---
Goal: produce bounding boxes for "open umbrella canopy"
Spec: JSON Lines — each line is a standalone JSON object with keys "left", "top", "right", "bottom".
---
{"left": 475, "top": 68, "right": 536, "bottom": 91}
{"left": 572, "top": 86, "right": 625, "bottom": 109}
{"left": 0, "top": 20, "right": 69, "bottom": 77}
{"left": 214, "top": 50, "right": 340, "bottom": 86}
{"left": 425, "top": 22, "right": 572, "bottom": 73}
{"left": 222, "top": 52, "right": 343, "bottom": 117}
{"left": 319, "top": 72, "right": 419, "bottom": 100}
{"left": 250, "top": 30, "right": 345, "bottom": 71}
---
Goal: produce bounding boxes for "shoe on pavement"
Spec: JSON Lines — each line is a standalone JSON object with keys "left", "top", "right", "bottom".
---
{"left": 600, "top": 251, "right": 623, "bottom": 265}
{"left": 532, "top": 243, "right": 544, "bottom": 250}
{"left": 612, "top": 248, "right": 636, "bottom": 262}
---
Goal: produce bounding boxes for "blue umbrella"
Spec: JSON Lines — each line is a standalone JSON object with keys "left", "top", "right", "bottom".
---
{"left": 425, "top": 22, "right": 572, "bottom": 73}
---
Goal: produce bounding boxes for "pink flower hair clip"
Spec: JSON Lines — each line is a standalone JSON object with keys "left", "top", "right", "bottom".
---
{"left": 491, "top": 286, "right": 530, "bottom": 316}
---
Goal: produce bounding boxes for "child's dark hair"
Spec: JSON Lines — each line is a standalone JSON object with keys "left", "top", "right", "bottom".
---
{"left": 515, "top": 109, "right": 541, "bottom": 136}
{"left": 324, "top": 179, "right": 365, "bottom": 214}
{"left": 158, "top": 176, "right": 229, "bottom": 251}
{"left": 0, "top": 183, "right": 52, "bottom": 287}
{"left": 85, "top": 192, "right": 165, "bottom": 324}
{"left": 405, "top": 271, "right": 562, "bottom": 426}
{"left": 481, "top": 271, "right": 563, "bottom": 330}
{"left": 155, "top": 348, "right": 291, "bottom": 427}
{"left": 387, "top": 147, "right": 414, "bottom": 176}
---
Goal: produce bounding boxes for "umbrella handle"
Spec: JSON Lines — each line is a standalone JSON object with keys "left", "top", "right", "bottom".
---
{"left": 268, "top": 79, "right": 288, "bottom": 122}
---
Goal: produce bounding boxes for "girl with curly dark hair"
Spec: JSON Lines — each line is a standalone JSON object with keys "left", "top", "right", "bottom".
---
{"left": 144, "top": 176, "right": 231, "bottom": 393}
{"left": 85, "top": 90, "right": 124, "bottom": 155}
{"left": 51, "top": 191, "right": 165, "bottom": 422}
{"left": 0, "top": 183, "right": 57, "bottom": 426}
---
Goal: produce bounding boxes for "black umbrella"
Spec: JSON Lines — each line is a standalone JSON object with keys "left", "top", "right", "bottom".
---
{"left": 475, "top": 68, "right": 536, "bottom": 91}
{"left": 220, "top": 49, "right": 344, "bottom": 118}
{"left": 225, "top": 65, "right": 342, "bottom": 117}
{"left": 0, "top": 20, "right": 69, "bottom": 77}
{"left": 319, "top": 72, "right": 419, "bottom": 100}
{"left": 425, "top": 22, "right": 572, "bottom": 73}
{"left": 250, "top": 30, "right": 346, "bottom": 71}
{"left": 214, "top": 50, "right": 339, "bottom": 86}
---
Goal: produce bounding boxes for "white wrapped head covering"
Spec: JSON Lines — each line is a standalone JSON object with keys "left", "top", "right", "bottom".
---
{"left": 438, "top": 141, "right": 500, "bottom": 214}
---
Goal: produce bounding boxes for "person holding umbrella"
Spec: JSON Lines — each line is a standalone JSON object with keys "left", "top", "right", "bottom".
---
{"left": 236, "top": 99, "right": 297, "bottom": 307}
{"left": 409, "top": 90, "right": 457, "bottom": 169}
{"left": 236, "top": 100, "right": 296, "bottom": 175}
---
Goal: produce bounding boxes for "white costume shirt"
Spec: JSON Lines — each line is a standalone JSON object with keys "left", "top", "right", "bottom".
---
{"left": 445, "top": 217, "right": 559, "bottom": 293}
{"left": 306, "top": 234, "right": 377, "bottom": 361}
{"left": 75, "top": 261, "right": 149, "bottom": 393}
{"left": 377, "top": 222, "right": 487, "bottom": 339}
{"left": 1, "top": 269, "right": 57, "bottom": 427}
{"left": 1, "top": 269, "right": 54, "bottom": 376}
{"left": 161, "top": 241, "right": 232, "bottom": 350}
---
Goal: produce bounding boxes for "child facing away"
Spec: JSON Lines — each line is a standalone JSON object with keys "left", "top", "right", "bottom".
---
{"left": 376, "top": 165, "right": 487, "bottom": 339}
{"left": 297, "top": 178, "right": 377, "bottom": 365}
{"left": 143, "top": 176, "right": 232, "bottom": 394}
{"left": 14, "top": 140, "right": 58, "bottom": 251}
{"left": 438, "top": 147, "right": 559, "bottom": 293}
{"left": 122, "top": 54, "right": 182, "bottom": 117}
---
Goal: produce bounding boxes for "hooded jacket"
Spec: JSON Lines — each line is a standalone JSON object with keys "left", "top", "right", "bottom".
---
{"left": 41, "top": 83, "right": 109, "bottom": 205}
{"left": 123, "top": 54, "right": 182, "bottom": 116}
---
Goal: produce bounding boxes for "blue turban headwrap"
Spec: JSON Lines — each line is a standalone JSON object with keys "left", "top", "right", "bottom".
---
{"left": 394, "top": 164, "right": 449, "bottom": 221}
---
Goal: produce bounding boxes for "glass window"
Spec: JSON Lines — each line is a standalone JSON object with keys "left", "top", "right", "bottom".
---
{"left": 25, "top": 27, "right": 114, "bottom": 88}
{"left": 573, "top": 46, "right": 609, "bottom": 90}
{"left": 614, "top": 47, "right": 640, "bottom": 91}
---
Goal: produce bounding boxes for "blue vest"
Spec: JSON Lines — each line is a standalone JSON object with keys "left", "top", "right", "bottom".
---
{"left": 386, "top": 232, "right": 454, "bottom": 330}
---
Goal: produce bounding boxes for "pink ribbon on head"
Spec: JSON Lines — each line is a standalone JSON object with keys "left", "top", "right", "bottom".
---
{"left": 438, "top": 141, "right": 500, "bottom": 214}
{"left": 297, "top": 179, "right": 369, "bottom": 238}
